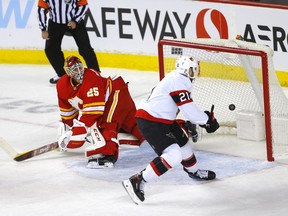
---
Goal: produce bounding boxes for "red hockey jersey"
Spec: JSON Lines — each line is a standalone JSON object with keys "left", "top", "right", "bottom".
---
{"left": 56, "top": 68, "right": 110, "bottom": 127}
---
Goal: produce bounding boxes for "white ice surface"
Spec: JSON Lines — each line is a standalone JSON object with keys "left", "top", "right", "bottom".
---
{"left": 0, "top": 65, "right": 288, "bottom": 216}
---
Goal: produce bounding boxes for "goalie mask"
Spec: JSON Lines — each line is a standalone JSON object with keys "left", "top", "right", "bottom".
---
{"left": 64, "top": 56, "right": 85, "bottom": 84}
{"left": 175, "top": 56, "right": 199, "bottom": 80}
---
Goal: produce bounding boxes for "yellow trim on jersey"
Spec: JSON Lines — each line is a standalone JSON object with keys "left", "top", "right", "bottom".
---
{"left": 60, "top": 106, "right": 76, "bottom": 112}
{"left": 82, "top": 111, "right": 104, "bottom": 115}
{"left": 61, "top": 111, "right": 79, "bottom": 120}
{"left": 106, "top": 90, "right": 120, "bottom": 123}
{"left": 107, "top": 79, "right": 113, "bottom": 95}
{"left": 83, "top": 102, "right": 105, "bottom": 108}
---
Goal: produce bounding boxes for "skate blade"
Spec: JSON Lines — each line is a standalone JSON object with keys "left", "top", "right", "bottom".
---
{"left": 86, "top": 161, "right": 114, "bottom": 169}
{"left": 122, "top": 180, "right": 141, "bottom": 205}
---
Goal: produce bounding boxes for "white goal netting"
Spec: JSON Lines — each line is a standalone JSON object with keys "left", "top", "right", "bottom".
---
{"left": 158, "top": 38, "right": 288, "bottom": 160}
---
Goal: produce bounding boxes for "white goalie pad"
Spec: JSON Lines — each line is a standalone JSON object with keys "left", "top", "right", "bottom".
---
{"left": 85, "top": 123, "right": 106, "bottom": 151}
{"left": 117, "top": 133, "right": 141, "bottom": 147}
{"left": 117, "top": 132, "right": 138, "bottom": 141}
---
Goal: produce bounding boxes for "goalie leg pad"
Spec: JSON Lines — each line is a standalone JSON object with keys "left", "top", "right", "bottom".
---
{"left": 85, "top": 140, "right": 119, "bottom": 158}
{"left": 86, "top": 123, "right": 119, "bottom": 157}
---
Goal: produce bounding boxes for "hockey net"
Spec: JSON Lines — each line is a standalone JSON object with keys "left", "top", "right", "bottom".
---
{"left": 158, "top": 38, "right": 288, "bottom": 161}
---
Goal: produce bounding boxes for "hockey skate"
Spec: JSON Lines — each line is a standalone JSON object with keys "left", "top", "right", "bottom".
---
{"left": 49, "top": 75, "right": 60, "bottom": 84}
{"left": 184, "top": 167, "right": 216, "bottom": 180}
{"left": 86, "top": 155, "right": 116, "bottom": 169}
{"left": 122, "top": 172, "right": 145, "bottom": 205}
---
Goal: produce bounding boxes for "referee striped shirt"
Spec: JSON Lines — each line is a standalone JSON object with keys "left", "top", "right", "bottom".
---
{"left": 37, "top": 0, "right": 88, "bottom": 31}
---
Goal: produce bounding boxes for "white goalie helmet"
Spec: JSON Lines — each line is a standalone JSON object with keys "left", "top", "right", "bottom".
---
{"left": 64, "top": 56, "right": 85, "bottom": 84}
{"left": 175, "top": 56, "right": 199, "bottom": 79}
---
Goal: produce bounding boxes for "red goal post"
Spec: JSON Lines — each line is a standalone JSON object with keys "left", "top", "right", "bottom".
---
{"left": 158, "top": 38, "right": 288, "bottom": 161}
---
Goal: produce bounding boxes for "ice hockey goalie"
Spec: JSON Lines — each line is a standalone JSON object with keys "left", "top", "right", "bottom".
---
{"left": 56, "top": 56, "right": 144, "bottom": 168}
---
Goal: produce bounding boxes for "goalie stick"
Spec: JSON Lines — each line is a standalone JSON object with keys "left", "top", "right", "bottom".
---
{"left": 0, "top": 137, "right": 59, "bottom": 162}
{"left": 1, "top": 136, "right": 140, "bottom": 162}
{"left": 14, "top": 142, "right": 59, "bottom": 162}
{"left": 0, "top": 137, "right": 18, "bottom": 158}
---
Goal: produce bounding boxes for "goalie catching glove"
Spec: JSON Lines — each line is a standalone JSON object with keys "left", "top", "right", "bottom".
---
{"left": 200, "top": 111, "right": 219, "bottom": 133}
{"left": 58, "top": 119, "right": 88, "bottom": 151}
{"left": 57, "top": 121, "right": 71, "bottom": 139}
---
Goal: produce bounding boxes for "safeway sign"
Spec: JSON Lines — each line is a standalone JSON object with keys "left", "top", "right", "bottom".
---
{"left": 0, "top": 0, "right": 287, "bottom": 71}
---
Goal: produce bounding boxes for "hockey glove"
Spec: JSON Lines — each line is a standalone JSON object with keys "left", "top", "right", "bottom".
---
{"left": 68, "top": 119, "right": 88, "bottom": 148}
{"left": 58, "top": 130, "right": 72, "bottom": 151}
{"left": 201, "top": 111, "right": 219, "bottom": 133}
{"left": 57, "top": 121, "right": 71, "bottom": 139}
{"left": 58, "top": 119, "right": 88, "bottom": 151}
{"left": 184, "top": 121, "right": 198, "bottom": 142}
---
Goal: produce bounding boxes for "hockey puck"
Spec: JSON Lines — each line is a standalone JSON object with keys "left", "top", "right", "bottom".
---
{"left": 229, "top": 104, "right": 236, "bottom": 111}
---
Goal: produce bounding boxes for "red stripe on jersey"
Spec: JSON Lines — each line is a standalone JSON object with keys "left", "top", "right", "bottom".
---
{"left": 136, "top": 109, "right": 174, "bottom": 124}
{"left": 169, "top": 90, "right": 186, "bottom": 96}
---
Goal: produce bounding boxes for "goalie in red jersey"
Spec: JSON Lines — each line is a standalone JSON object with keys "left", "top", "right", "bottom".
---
{"left": 57, "top": 56, "right": 144, "bottom": 168}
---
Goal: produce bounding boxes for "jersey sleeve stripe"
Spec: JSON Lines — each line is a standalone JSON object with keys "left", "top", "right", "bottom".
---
{"left": 169, "top": 90, "right": 193, "bottom": 106}
{"left": 82, "top": 111, "right": 104, "bottom": 115}
{"left": 83, "top": 102, "right": 105, "bottom": 108}
{"left": 60, "top": 111, "right": 79, "bottom": 121}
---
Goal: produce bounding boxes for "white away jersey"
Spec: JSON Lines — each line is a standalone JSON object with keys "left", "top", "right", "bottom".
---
{"left": 136, "top": 70, "right": 208, "bottom": 125}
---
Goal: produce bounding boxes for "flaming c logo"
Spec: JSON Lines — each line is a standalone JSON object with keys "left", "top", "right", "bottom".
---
{"left": 196, "top": 9, "right": 228, "bottom": 39}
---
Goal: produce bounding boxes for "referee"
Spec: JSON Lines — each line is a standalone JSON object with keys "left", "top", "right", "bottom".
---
{"left": 37, "top": 0, "right": 100, "bottom": 84}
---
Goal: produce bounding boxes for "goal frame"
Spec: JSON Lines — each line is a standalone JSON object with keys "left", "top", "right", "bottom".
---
{"left": 158, "top": 39, "right": 273, "bottom": 161}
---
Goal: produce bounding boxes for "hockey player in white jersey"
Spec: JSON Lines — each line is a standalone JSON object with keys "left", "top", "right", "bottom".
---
{"left": 122, "top": 56, "right": 220, "bottom": 204}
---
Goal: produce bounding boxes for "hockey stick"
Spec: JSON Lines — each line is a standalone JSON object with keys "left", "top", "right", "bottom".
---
{"left": 0, "top": 137, "right": 59, "bottom": 162}
{"left": 13, "top": 138, "right": 139, "bottom": 161}
{"left": 1, "top": 128, "right": 141, "bottom": 162}
{"left": 210, "top": 104, "right": 215, "bottom": 120}
{"left": 14, "top": 142, "right": 59, "bottom": 162}
{"left": 0, "top": 137, "right": 18, "bottom": 158}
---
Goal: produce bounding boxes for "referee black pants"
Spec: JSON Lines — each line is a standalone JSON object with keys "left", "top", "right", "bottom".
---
{"left": 45, "top": 19, "right": 100, "bottom": 77}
